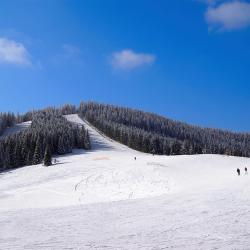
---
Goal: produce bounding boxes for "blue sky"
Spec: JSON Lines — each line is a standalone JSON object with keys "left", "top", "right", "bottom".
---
{"left": 0, "top": 0, "right": 250, "bottom": 131}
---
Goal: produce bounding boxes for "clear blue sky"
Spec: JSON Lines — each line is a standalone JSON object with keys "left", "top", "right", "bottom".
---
{"left": 0, "top": 0, "right": 250, "bottom": 132}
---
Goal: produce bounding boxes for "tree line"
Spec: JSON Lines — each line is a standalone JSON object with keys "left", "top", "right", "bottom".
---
{"left": 0, "top": 108, "right": 91, "bottom": 171}
{"left": 1, "top": 101, "right": 249, "bottom": 171}
{"left": 78, "top": 101, "right": 250, "bottom": 157}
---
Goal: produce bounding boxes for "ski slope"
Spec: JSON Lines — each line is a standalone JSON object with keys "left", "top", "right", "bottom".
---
{"left": 64, "top": 114, "right": 134, "bottom": 152}
{"left": 0, "top": 121, "right": 31, "bottom": 139}
{"left": 1, "top": 114, "right": 250, "bottom": 249}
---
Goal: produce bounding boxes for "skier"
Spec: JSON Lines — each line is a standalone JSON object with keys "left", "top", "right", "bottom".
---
{"left": 245, "top": 167, "right": 248, "bottom": 175}
{"left": 237, "top": 168, "right": 240, "bottom": 176}
{"left": 54, "top": 158, "right": 57, "bottom": 164}
{"left": 134, "top": 157, "right": 136, "bottom": 160}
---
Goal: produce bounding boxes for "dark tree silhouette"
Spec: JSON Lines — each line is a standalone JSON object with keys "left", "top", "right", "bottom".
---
{"left": 78, "top": 101, "right": 250, "bottom": 157}
{"left": 44, "top": 145, "right": 52, "bottom": 166}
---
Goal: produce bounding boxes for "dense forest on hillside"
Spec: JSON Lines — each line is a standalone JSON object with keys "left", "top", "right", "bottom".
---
{"left": 1, "top": 101, "right": 249, "bottom": 171}
{"left": 0, "top": 108, "right": 90, "bottom": 171}
{"left": 78, "top": 102, "right": 250, "bottom": 157}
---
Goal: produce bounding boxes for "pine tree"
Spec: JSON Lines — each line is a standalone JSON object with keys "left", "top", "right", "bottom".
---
{"left": 84, "top": 130, "right": 91, "bottom": 149}
{"left": 26, "top": 151, "right": 32, "bottom": 165}
{"left": 43, "top": 145, "right": 52, "bottom": 166}
{"left": 57, "top": 136, "right": 66, "bottom": 154}
{"left": 171, "top": 140, "right": 181, "bottom": 155}
{"left": 33, "top": 138, "right": 42, "bottom": 165}
{"left": 14, "top": 143, "right": 22, "bottom": 168}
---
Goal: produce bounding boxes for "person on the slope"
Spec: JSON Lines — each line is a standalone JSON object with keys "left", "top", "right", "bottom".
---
{"left": 237, "top": 168, "right": 240, "bottom": 176}
{"left": 245, "top": 167, "right": 248, "bottom": 175}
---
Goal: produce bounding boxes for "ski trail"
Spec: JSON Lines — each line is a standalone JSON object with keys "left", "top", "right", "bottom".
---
{"left": 64, "top": 114, "right": 138, "bottom": 152}
{"left": 0, "top": 121, "right": 31, "bottom": 139}
{"left": 1, "top": 115, "right": 250, "bottom": 249}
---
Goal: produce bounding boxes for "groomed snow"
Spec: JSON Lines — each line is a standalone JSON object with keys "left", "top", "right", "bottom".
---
{"left": 1, "top": 114, "right": 250, "bottom": 249}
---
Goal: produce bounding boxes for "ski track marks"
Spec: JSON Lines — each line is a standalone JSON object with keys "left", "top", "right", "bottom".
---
{"left": 1, "top": 114, "right": 250, "bottom": 249}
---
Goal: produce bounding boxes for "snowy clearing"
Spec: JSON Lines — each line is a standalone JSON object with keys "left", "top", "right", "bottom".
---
{"left": 1, "top": 114, "right": 250, "bottom": 249}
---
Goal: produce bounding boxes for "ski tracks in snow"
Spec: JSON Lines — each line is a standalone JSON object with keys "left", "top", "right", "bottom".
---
{"left": 2, "top": 114, "right": 250, "bottom": 249}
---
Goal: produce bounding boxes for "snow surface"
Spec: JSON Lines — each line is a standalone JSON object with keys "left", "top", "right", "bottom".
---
{"left": 0, "top": 121, "right": 31, "bottom": 139}
{"left": 1, "top": 114, "right": 250, "bottom": 249}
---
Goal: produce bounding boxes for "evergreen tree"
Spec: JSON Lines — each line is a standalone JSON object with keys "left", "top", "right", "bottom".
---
{"left": 43, "top": 145, "right": 52, "bottom": 166}
{"left": 33, "top": 138, "right": 42, "bottom": 165}
{"left": 84, "top": 130, "right": 91, "bottom": 149}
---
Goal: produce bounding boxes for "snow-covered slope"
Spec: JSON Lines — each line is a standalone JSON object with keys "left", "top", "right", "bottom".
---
{"left": 64, "top": 114, "right": 135, "bottom": 152}
{"left": 1, "top": 114, "right": 250, "bottom": 249}
{"left": 0, "top": 121, "right": 31, "bottom": 138}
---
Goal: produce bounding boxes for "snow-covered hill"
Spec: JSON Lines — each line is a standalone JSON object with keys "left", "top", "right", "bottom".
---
{"left": 1, "top": 114, "right": 250, "bottom": 249}
{"left": 0, "top": 121, "right": 31, "bottom": 138}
